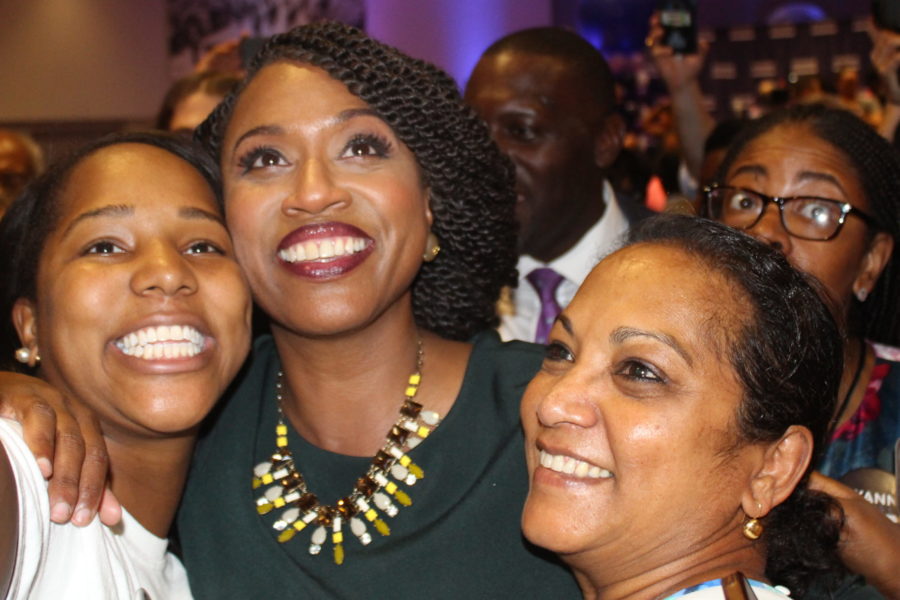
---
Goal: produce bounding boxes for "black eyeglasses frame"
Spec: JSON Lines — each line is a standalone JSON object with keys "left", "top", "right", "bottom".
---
{"left": 704, "top": 184, "right": 878, "bottom": 242}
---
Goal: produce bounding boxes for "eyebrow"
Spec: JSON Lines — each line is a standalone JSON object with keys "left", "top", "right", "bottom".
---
{"left": 62, "top": 204, "right": 224, "bottom": 238}
{"left": 729, "top": 165, "right": 847, "bottom": 197}
{"left": 179, "top": 206, "right": 225, "bottom": 226}
{"left": 794, "top": 169, "right": 847, "bottom": 196}
{"left": 609, "top": 326, "right": 693, "bottom": 367}
{"left": 230, "top": 107, "right": 384, "bottom": 153}
{"left": 62, "top": 204, "right": 132, "bottom": 237}
{"left": 729, "top": 164, "right": 766, "bottom": 179}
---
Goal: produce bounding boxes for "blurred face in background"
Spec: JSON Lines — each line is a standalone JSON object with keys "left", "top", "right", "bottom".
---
{"left": 0, "top": 131, "right": 37, "bottom": 217}
{"left": 465, "top": 51, "right": 619, "bottom": 261}
{"left": 168, "top": 91, "right": 226, "bottom": 134}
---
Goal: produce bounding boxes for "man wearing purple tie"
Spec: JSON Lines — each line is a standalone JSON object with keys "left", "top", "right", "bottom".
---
{"left": 465, "top": 27, "right": 649, "bottom": 343}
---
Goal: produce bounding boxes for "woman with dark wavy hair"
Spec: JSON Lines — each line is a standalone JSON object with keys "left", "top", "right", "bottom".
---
{"left": 0, "top": 22, "right": 579, "bottom": 598}
{"left": 520, "top": 214, "right": 861, "bottom": 599}
{"left": 705, "top": 104, "right": 900, "bottom": 596}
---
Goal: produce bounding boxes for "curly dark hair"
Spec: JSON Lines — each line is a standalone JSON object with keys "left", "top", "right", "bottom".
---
{"left": 195, "top": 21, "right": 518, "bottom": 341}
{"left": 713, "top": 104, "right": 900, "bottom": 346}
{"left": 0, "top": 131, "right": 221, "bottom": 372}
{"left": 627, "top": 214, "right": 846, "bottom": 599}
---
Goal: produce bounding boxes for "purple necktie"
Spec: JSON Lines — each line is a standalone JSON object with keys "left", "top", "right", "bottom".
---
{"left": 526, "top": 267, "right": 564, "bottom": 344}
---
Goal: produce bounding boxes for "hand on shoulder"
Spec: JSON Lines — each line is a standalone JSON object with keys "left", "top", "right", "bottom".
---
{"left": 0, "top": 370, "right": 119, "bottom": 527}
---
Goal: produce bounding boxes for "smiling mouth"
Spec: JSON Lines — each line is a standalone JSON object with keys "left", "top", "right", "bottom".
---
{"left": 114, "top": 325, "right": 206, "bottom": 359}
{"left": 539, "top": 450, "right": 613, "bottom": 479}
{"left": 277, "top": 236, "right": 368, "bottom": 263}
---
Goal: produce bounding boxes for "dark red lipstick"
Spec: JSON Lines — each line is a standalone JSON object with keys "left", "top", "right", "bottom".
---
{"left": 276, "top": 222, "right": 374, "bottom": 280}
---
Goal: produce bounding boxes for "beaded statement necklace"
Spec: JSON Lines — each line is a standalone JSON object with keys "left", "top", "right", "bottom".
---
{"left": 252, "top": 339, "right": 441, "bottom": 565}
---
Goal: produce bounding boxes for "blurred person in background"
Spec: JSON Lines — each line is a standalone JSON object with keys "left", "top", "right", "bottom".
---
{"left": 869, "top": 21, "right": 900, "bottom": 144}
{"left": 156, "top": 71, "right": 241, "bottom": 134}
{"left": 0, "top": 129, "right": 43, "bottom": 219}
{"left": 465, "top": 27, "right": 649, "bottom": 344}
{"left": 836, "top": 67, "right": 883, "bottom": 128}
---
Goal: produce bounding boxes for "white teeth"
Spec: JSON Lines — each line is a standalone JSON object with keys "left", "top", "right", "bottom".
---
{"left": 538, "top": 450, "right": 612, "bottom": 479}
{"left": 115, "top": 325, "right": 205, "bottom": 360}
{"left": 278, "top": 236, "right": 368, "bottom": 263}
{"left": 551, "top": 454, "right": 565, "bottom": 472}
{"left": 540, "top": 451, "right": 553, "bottom": 468}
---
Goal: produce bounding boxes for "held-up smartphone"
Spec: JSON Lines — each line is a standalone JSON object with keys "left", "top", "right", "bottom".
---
{"left": 658, "top": 0, "right": 698, "bottom": 54}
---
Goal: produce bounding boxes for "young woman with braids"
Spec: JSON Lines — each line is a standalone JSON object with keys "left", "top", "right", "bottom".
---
{"left": 705, "top": 104, "right": 900, "bottom": 596}
{"left": 0, "top": 22, "right": 580, "bottom": 597}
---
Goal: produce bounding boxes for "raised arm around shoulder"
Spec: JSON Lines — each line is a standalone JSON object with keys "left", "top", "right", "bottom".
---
{"left": 0, "top": 370, "right": 118, "bottom": 527}
{"left": 647, "top": 12, "right": 715, "bottom": 179}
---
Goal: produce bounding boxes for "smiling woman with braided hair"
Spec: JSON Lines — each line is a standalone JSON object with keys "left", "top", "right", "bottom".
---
{"left": 0, "top": 22, "right": 580, "bottom": 598}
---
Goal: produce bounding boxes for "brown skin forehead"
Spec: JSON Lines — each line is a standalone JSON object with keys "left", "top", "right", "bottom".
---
{"left": 466, "top": 50, "right": 606, "bottom": 125}
{"left": 622, "top": 243, "right": 747, "bottom": 351}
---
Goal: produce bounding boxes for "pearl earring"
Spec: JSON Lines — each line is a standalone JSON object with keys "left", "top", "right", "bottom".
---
{"left": 855, "top": 288, "right": 868, "bottom": 302}
{"left": 15, "top": 347, "right": 31, "bottom": 364}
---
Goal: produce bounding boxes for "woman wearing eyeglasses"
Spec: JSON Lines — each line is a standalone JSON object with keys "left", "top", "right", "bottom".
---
{"left": 705, "top": 104, "right": 900, "bottom": 596}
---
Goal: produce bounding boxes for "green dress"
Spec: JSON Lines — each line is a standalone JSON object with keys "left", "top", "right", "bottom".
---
{"left": 176, "top": 331, "right": 580, "bottom": 598}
